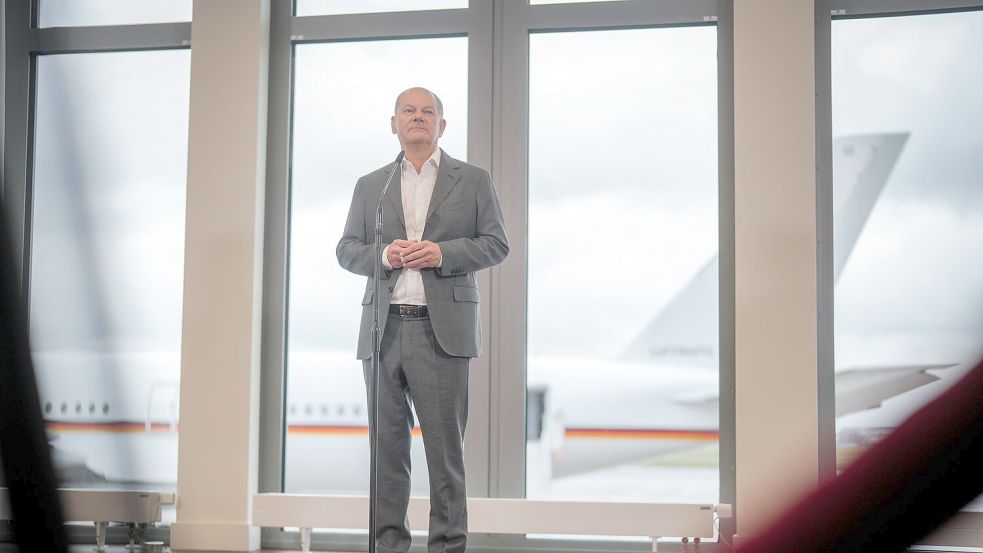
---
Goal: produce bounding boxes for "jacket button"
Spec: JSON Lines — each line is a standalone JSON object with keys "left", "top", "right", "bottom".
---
{"left": 388, "top": 286, "right": 394, "bottom": 293}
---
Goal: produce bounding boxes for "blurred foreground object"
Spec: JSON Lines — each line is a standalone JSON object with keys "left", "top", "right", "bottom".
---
{"left": 0, "top": 203, "right": 68, "bottom": 551}
{"left": 738, "top": 359, "right": 983, "bottom": 552}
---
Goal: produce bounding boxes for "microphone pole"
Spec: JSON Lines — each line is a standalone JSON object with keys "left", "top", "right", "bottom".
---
{"left": 370, "top": 150, "right": 403, "bottom": 553}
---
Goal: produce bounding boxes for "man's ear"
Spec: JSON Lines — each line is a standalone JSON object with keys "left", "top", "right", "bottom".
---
{"left": 391, "top": 115, "right": 398, "bottom": 134}
{"left": 439, "top": 118, "right": 447, "bottom": 137}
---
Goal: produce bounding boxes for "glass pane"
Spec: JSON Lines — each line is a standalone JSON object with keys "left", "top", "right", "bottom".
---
{"left": 40, "top": 0, "right": 192, "bottom": 27}
{"left": 530, "top": 0, "right": 628, "bottom": 5}
{"left": 527, "top": 27, "right": 719, "bottom": 505}
{"left": 285, "top": 37, "right": 468, "bottom": 498}
{"left": 30, "top": 50, "right": 190, "bottom": 524}
{"left": 832, "top": 11, "right": 983, "bottom": 514}
{"left": 296, "top": 0, "right": 466, "bottom": 17}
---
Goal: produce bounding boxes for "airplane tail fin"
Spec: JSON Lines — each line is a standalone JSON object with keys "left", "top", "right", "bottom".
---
{"left": 618, "top": 133, "right": 908, "bottom": 367}
{"left": 619, "top": 255, "right": 719, "bottom": 368}
{"left": 832, "top": 133, "right": 909, "bottom": 280}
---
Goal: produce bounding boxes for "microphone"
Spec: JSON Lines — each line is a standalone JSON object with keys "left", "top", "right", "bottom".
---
{"left": 376, "top": 151, "right": 404, "bottom": 236}
{"left": 369, "top": 150, "right": 403, "bottom": 553}
{"left": 379, "top": 151, "right": 405, "bottom": 203}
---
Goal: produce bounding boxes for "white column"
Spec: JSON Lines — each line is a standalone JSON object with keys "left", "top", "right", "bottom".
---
{"left": 733, "top": 0, "right": 819, "bottom": 543}
{"left": 171, "top": 1, "right": 270, "bottom": 550}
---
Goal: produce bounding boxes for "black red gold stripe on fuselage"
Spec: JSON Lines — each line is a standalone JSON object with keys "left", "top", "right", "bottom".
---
{"left": 46, "top": 421, "right": 719, "bottom": 441}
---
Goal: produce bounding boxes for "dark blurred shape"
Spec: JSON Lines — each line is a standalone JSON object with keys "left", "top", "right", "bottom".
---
{"left": 737, "top": 360, "right": 983, "bottom": 552}
{"left": 0, "top": 205, "right": 68, "bottom": 551}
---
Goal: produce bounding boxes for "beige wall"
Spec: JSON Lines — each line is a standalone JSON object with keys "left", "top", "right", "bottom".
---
{"left": 733, "top": 0, "right": 820, "bottom": 541}
{"left": 171, "top": 1, "right": 270, "bottom": 550}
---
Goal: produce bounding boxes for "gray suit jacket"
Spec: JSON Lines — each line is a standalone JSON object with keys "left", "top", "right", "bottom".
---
{"left": 336, "top": 150, "right": 509, "bottom": 359}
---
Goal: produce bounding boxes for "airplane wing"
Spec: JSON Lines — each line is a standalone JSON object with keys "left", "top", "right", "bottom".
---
{"left": 667, "top": 363, "right": 950, "bottom": 415}
{"left": 671, "top": 386, "right": 719, "bottom": 406}
{"left": 834, "top": 364, "right": 950, "bottom": 417}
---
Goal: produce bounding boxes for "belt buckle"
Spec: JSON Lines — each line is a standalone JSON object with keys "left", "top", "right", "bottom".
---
{"left": 399, "top": 304, "right": 425, "bottom": 318}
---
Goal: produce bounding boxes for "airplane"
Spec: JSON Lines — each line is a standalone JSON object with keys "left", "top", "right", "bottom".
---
{"left": 32, "top": 131, "right": 969, "bottom": 500}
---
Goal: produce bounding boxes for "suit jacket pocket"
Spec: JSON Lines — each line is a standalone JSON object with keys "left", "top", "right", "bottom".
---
{"left": 361, "top": 289, "right": 374, "bottom": 305}
{"left": 452, "top": 286, "right": 479, "bottom": 303}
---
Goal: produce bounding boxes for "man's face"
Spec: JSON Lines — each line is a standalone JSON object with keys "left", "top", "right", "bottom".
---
{"left": 391, "top": 88, "right": 445, "bottom": 149}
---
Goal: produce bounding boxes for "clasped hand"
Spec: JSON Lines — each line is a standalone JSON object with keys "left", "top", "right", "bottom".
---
{"left": 387, "top": 239, "right": 441, "bottom": 269}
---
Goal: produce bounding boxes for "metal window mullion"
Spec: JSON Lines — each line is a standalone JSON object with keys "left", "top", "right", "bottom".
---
{"left": 716, "top": 0, "right": 737, "bottom": 544}
{"left": 493, "top": 0, "right": 529, "bottom": 502}
{"left": 815, "top": 0, "right": 837, "bottom": 488}
{"left": 3, "top": 0, "right": 37, "bottom": 297}
{"left": 33, "top": 23, "right": 191, "bottom": 54}
{"left": 260, "top": 0, "right": 293, "bottom": 496}
{"left": 829, "top": 0, "right": 983, "bottom": 17}
{"left": 518, "top": 0, "right": 721, "bottom": 29}
{"left": 30, "top": 0, "right": 39, "bottom": 28}
{"left": 465, "top": 0, "right": 496, "bottom": 501}
{"left": 259, "top": 0, "right": 295, "bottom": 547}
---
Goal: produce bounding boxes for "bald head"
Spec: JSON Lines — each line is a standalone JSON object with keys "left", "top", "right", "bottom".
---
{"left": 395, "top": 87, "right": 444, "bottom": 118}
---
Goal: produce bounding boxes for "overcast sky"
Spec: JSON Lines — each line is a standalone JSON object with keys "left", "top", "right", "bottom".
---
{"left": 526, "top": 26, "right": 719, "bottom": 357}
{"left": 27, "top": 9, "right": 983, "bottom": 368}
{"left": 30, "top": 50, "right": 190, "bottom": 353}
{"left": 289, "top": 37, "right": 469, "bottom": 353}
{"left": 832, "top": 11, "right": 983, "bottom": 366}
{"left": 38, "top": 0, "right": 192, "bottom": 27}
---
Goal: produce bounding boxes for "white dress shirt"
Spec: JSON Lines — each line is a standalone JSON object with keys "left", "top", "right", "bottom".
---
{"left": 382, "top": 147, "right": 442, "bottom": 305}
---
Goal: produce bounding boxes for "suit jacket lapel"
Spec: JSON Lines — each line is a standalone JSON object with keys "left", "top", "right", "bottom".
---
{"left": 427, "top": 150, "right": 463, "bottom": 221}
{"left": 384, "top": 167, "right": 406, "bottom": 231}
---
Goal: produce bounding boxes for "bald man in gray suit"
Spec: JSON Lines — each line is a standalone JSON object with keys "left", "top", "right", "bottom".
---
{"left": 337, "top": 87, "right": 509, "bottom": 553}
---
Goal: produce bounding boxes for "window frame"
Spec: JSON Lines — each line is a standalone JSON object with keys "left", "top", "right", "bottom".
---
{"left": 1, "top": 0, "right": 190, "bottom": 546}
{"left": 494, "top": 0, "right": 734, "bottom": 546}
{"left": 259, "top": 1, "right": 497, "bottom": 550}
{"left": 815, "top": 0, "right": 983, "bottom": 548}
{"left": 259, "top": 0, "right": 735, "bottom": 551}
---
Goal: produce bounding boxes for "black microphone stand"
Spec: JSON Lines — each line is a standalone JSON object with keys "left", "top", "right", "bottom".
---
{"left": 370, "top": 151, "right": 404, "bottom": 553}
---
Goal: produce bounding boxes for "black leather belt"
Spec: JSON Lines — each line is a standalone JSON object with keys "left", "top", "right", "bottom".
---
{"left": 389, "top": 304, "right": 429, "bottom": 318}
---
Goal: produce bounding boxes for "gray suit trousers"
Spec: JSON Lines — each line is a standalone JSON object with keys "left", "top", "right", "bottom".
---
{"left": 364, "top": 311, "right": 470, "bottom": 553}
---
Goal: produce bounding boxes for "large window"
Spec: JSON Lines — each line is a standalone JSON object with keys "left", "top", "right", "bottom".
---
{"left": 831, "top": 9, "right": 983, "bottom": 514}
{"left": 526, "top": 26, "right": 719, "bottom": 504}
{"left": 284, "top": 37, "right": 468, "bottom": 496}
{"left": 39, "top": 0, "right": 193, "bottom": 28}
{"left": 263, "top": 1, "right": 730, "bottom": 550}
{"left": 296, "top": 0, "right": 467, "bottom": 17}
{"left": 29, "top": 50, "right": 190, "bottom": 516}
